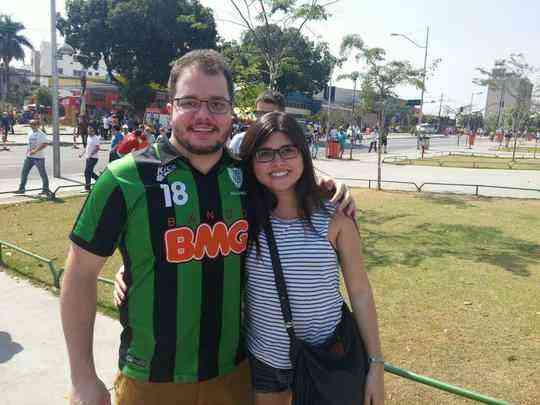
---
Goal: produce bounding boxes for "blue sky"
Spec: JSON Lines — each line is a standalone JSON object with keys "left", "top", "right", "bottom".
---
{"left": 5, "top": 0, "right": 540, "bottom": 115}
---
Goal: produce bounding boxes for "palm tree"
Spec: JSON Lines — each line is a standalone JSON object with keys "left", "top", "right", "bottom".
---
{"left": 0, "top": 14, "right": 34, "bottom": 102}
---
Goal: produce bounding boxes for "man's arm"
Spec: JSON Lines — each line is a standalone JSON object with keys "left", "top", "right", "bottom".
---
{"left": 61, "top": 243, "right": 111, "bottom": 405}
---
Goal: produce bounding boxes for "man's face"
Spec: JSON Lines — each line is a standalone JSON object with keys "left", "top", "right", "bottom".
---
{"left": 170, "top": 66, "right": 232, "bottom": 156}
{"left": 254, "top": 101, "right": 279, "bottom": 119}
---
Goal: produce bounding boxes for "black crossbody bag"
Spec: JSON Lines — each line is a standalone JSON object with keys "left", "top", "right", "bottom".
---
{"left": 263, "top": 220, "right": 369, "bottom": 405}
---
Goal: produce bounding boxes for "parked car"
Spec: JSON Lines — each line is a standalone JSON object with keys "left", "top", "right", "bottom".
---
{"left": 416, "top": 123, "right": 437, "bottom": 134}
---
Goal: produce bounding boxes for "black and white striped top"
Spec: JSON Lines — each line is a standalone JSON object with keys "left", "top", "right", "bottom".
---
{"left": 245, "top": 202, "right": 343, "bottom": 369}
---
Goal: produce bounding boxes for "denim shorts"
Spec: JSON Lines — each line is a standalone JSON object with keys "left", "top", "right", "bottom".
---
{"left": 248, "top": 354, "right": 293, "bottom": 393}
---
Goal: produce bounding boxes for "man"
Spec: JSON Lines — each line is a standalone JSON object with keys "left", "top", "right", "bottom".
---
{"left": 109, "top": 125, "right": 124, "bottom": 162}
{"left": 116, "top": 127, "right": 149, "bottom": 155}
{"left": 77, "top": 113, "right": 89, "bottom": 148}
{"left": 102, "top": 114, "right": 111, "bottom": 140}
{"left": 79, "top": 126, "right": 102, "bottom": 191}
{"left": 228, "top": 89, "right": 285, "bottom": 155}
{"left": 369, "top": 127, "right": 379, "bottom": 153}
{"left": 15, "top": 119, "right": 51, "bottom": 196}
{"left": 61, "top": 49, "right": 351, "bottom": 405}
{"left": 380, "top": 129, "right": 388, "bottom": 154}
{"left": 1, "top": 112, "right": 10, "bottom": 145}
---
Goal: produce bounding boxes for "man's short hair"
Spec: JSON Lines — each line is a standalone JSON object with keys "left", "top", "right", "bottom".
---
{"left": 168, "top": 49, "right": 234, "bottom": 102}
{"left": 255, "top": 90, "right": 286, "bottom": 112}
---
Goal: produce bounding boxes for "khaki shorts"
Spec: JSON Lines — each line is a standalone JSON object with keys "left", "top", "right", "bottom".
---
{"left": 114, "top": 360, "right": 253, "bottom": 405}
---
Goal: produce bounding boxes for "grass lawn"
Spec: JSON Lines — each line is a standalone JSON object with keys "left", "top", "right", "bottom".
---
{"left": 1, "top": 191, "right": 539, "bottom": 404}
{"left": 393, "top": 154, "right": 540, "bottom": 170}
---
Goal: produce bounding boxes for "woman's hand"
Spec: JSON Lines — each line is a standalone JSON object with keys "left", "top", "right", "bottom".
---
{"left": 112, "top": 266, "right": 127, "bottom": 307}
{"left": 364, "top": 363, "right": 385, "bottom": 405}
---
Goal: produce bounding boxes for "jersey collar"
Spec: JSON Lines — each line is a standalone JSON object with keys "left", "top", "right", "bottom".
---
{"left": 157, "top": 135, "right": 241, "bottom": 172}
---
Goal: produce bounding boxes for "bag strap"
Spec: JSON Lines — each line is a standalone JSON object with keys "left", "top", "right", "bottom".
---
{"left": 263, "top": 217, "right": 297, "bottom": 342}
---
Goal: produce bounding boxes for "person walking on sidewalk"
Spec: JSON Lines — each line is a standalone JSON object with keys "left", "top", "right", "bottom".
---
{"left": 1, "top": 112, "right": 10, "bottom": 149}
{"left": 79, "top": 126, "right": 102, "bottom": 191}
{"left": 381, "top": 129, "right": 388, "bottom": 154}
{"left": 15, "top": 120, "right": 51, "bottom": 196}
{"left": 369, "top": 128, "right": 379, "bottom": 153}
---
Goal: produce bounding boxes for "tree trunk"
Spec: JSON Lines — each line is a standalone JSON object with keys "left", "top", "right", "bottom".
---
{"left": 0, "top": 67, "right": 9, "bottom": 102}
{"left": 377, "top": 104, "right": 385, "bottom": 191}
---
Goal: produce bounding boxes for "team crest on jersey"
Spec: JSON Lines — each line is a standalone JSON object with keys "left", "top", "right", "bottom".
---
{"left": 156, "top": 163, "right": 176, "bottom": 182}
{"left": 227, "top": 168, "right": 243, "bottom": 189}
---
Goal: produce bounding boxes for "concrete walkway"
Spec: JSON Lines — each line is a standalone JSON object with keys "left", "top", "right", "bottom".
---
{"left": 0, "top": 270, "right": 121, "bottom": 405}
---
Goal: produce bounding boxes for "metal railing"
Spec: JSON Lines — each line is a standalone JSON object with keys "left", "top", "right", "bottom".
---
{"left": 0, "top": 183, "right": 90, "bottom": 201}
{"left": 0, "top": 240, "right": 63, "bottom": 288}
{"left": 383, "top": 151, "right": 540, "bottom": 169}
{"left": 315, "top": 168, "right": 540, "bottom": 198}
{"left": 0, "top": 239, "right": 509, "bottom": 404}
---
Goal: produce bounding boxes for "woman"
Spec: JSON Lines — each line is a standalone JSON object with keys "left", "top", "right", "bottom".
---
{"left": 239, "top": 112, "right": 384, "bottom": 405}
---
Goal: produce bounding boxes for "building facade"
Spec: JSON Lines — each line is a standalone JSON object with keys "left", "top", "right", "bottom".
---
{"left": 36, "top": 41, "right": 108, "bottom": 86}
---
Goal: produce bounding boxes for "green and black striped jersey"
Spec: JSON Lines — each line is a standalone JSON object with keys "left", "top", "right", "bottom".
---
{"left": 70, "top": 137, "right": 248, "bottom": 383}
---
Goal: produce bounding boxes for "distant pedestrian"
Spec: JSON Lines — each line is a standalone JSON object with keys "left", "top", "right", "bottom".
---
{"left": 79, "top": 127, "right": 102, "bottom": 191}
{"left": 109, "top": 125, "right": 124, "bottom": 162}
{"left": 369, "top": 128, "right": 378, "bottom": 153}
{"left": 9, "top": 111, "right": 15, "bottom": 134}
{"left": 102, "top": 114, "right": 111, "bottom": 140}
{"left": 116, "top": 128, "right": 149, "bottom": 156}
{"left": 15, "top": 120, "right": 51, "bottom": 196}
{"left": 338, "top": 127, "right": 347, "bottom": 158}
{"left": 77, "top": 114, "right": 89, "bottom": 148}
{"left": 504, "top": 130, "right": 512, "bottom": 148}
{"left": 1, "top": 112, "right": 10, "bottom": 143}
{"left": 381, "top": 130, "right": 388, "bottom": 154}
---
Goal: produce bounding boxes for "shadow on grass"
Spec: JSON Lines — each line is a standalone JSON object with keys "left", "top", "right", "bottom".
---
{"left": 360, "top": 210, "right": 411, "bottom": 226}
{"left": 419, "top": 194, "right": 470, "bottom": 208}
{"left": 361, "top": 219, "right": 539, "bottom": 277}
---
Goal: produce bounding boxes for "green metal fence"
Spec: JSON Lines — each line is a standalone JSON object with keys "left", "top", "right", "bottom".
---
{"left": 0, "top": 239, "right": 509, "bottom": 404}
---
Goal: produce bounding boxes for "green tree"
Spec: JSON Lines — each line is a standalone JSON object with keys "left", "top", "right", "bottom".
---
{"left": 341, "top": 34, "right": 424, "bottom": 189}
{"left": 228, "top": 0, "right": 333, "bottom": 90}
{"left": 0, "top": 15, "right": 34, "bottom": 102}
{"left": 58, "top": 0, "right": 218, "bottom": 114}
{"left": 6, "top": 74, "right": 33, "bottom": 107}
{"left": 33, "top": 86, "right": 52, "bottom": 107}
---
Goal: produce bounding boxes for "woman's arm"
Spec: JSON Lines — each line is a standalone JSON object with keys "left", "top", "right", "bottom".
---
{"left": 330, "top": 213, "right": 384, "bottom": 405}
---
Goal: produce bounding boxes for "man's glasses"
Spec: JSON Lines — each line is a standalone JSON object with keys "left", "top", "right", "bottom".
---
{"left": 173, "top": 97, "right": 232, "bottom": 115}
{"left": 255, "top": 144, "right": 300, "bottom": 163}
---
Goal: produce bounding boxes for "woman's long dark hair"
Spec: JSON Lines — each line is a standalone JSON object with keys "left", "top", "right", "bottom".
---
{"left": 239, "top": 112, "right": 329, "bottom": 253}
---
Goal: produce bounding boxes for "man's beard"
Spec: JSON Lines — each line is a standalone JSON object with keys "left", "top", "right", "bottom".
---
{"left": 173, "top": 125, "right": 230, "bottom": 155}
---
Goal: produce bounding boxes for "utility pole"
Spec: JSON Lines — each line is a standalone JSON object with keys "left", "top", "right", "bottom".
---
{"left": 419, "top": 26, "right": 430, "bottom": 124}
{"left": 437, "top": 93, "right": 444, "bottom": 132}
{"left": 495, "top": 80, "right": 506, "bottom": 129}
{"left": 50, "top": 0, "right": 61, "bottom": 177}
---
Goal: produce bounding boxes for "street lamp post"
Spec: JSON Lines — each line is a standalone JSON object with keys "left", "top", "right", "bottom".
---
{"left": 391, "top": 26, "right": 430, "bottom": 123}
{"left": 50, "top": 0, "right": 61, "bottom": 177}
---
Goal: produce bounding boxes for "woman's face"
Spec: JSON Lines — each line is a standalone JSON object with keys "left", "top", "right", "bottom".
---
{"left": 252, "top": 131, "right": 304, "bottom": 195}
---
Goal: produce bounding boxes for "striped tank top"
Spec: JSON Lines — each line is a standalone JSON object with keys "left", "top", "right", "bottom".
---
{"left": 245, "top": 202, "right": 343, "bottom": 369}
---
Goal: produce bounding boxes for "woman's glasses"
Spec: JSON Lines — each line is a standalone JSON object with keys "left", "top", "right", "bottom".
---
{"left": 255, "top": 144, "right": 300, "bottom": 163}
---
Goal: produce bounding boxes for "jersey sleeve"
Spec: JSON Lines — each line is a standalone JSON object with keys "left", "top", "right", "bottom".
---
{"left": 70, "top": 168, "right": 127, "bottom": 256}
